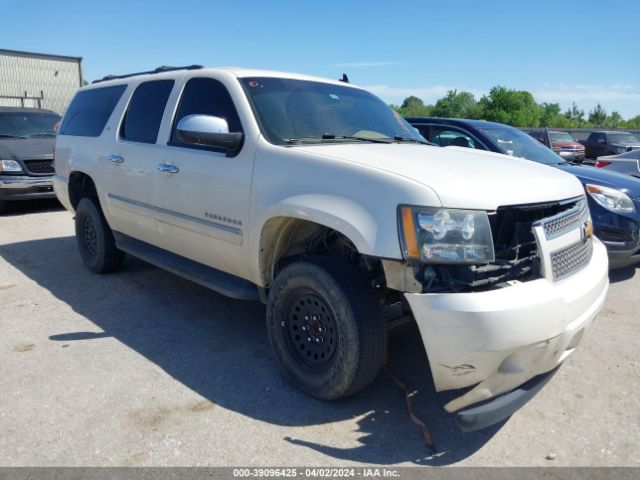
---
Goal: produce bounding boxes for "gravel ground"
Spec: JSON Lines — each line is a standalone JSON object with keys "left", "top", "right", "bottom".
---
{"left": 1, "top": 200, "right": 639, "bottom": 467}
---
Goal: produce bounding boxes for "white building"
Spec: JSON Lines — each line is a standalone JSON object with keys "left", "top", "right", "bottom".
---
{"left": 0, "top": 48, "right": 83, "bottom": 114}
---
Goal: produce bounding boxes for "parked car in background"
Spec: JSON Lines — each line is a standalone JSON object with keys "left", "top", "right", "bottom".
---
{"left": 0, "top": 107, "right": 60, "bottom": 212}
{"left": 407, "top": 117, "right": 640, "bottom": 269}
{"left": 580, "top": 131, "right": 640, "bottom": 159}
{"left": 594, "top": 149, "right": 640, "bottom": 178}
{"left": 526, "top": 129, "right": 585, "bottom": 162}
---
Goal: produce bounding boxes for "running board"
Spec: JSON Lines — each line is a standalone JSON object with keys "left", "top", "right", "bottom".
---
{"left": 114, "top": 233, "right": 259, "bottom": 301}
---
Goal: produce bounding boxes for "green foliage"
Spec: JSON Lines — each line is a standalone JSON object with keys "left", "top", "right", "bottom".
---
{"left": 390, "top": 90, "right": 638, "bottom": 130}
{"left": 540, "top": 103, "right": 570, "bottom": 128}
{"left": 477, "top": 86, "right": 542, "bottom": 127}
{"left": 391, "top": 95, "right": 433, "bottom": 117}
{"left": 604, "top": 111, "right": 623, "bottom": 128}
{"left": 588, "top": 103, "right": 608, "bottom": 127}
{"left": 563, "top": 102, "right": 586, "bottom": 127}
{"left": 621, "top": 115, "right": 640, "bottom": 129}
{"left": 431, "top": 90, "right": 479, "bottom": 118}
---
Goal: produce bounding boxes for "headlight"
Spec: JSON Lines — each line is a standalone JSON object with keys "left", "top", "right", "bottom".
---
{"left": 0, "top": 159, "right": 23, "bottom": 173}
{"left": 586, "top": 184, "right": 636, "bottom": 213}
{"left": 399, "top": 206, "right": 495, "bottom": 263}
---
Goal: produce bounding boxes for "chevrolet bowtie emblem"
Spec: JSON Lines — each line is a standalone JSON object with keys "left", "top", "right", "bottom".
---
{"left": 582, "top": 219, "right": 594, "bottom": 241}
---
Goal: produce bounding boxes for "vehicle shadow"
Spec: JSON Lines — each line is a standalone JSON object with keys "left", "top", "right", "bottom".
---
{"left": 0, "top": 198, "right": 63, "bottom": 216}
{"left": 0, "top": 235, "right": 503, "bottom": 465}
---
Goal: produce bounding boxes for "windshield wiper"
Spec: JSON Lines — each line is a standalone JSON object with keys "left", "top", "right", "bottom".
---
{"left": 0, "top": 134, "right": 28, "bottom": 139}
{"left": 385, "top": 135, "right": 433, "bottom": 145}
{"left": 28, "top": 133, "right": 56, "bottom": 138}
{"left": 286, "top": 134, "right": 392, "bottom": 144}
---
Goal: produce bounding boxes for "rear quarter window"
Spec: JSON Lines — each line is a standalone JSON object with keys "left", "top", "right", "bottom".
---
{"left": 59, "top": 85, "right": 127, "bottom": 137}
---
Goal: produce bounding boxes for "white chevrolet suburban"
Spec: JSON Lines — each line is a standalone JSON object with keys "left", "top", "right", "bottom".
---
{"left": 53, "top": 65, "right": 609, "bottom": 431}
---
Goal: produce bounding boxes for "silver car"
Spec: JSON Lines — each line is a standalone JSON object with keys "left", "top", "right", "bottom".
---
{"left": 596, "top": 149, "right": 640, "bottom": 178}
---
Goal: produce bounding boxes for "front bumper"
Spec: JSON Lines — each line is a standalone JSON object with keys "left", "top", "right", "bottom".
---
{"left": 558, "top": 150, "right": 585, "bottom": 161}
{"left": 405, "top": 237, "right": 609, "bottom": 416}
{"left": 0, "top": 175, "right": 55, "bottom": 201}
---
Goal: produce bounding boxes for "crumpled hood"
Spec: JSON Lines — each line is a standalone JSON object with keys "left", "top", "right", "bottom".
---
{"left": 294, "top": 143, "right": 585, "bottom": 210}
{"left": 0, "top": 137, "right": 55, "bottom": 160}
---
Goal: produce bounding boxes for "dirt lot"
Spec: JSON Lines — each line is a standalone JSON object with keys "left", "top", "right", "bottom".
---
{"left": 1, "top": 200, "right": 639, "bottom": 467}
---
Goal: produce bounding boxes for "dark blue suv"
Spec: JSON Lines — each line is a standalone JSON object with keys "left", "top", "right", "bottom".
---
{"left": 407, "top": 117, "right": 640, "bottom": 269}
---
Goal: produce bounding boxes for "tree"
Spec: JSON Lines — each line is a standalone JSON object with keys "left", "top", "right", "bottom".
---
{"left": 540, "top": 102, "right": 570, "bottom": 127}
{"left": 477, "top": 86, "right": 542, "bottom": 127}
{"left": 605, "top": 111, "right": 623, "bottom": 128}
{"left": 431, "top": 90, "right": 479, "bottom": 119}
{"left": 393, "top": 96, "right": 433, "bottom": 117}
{"left": 588, "top": 103, "right": 607, "bottom": 127}
{"left": 563, "top": 102, "right": 586, "bottom": 127}
{"left": 621, "top": 115, "right": 640, "bottom": 129}
{"left": 400, "top": 96, "right": 423, "bottom": 110}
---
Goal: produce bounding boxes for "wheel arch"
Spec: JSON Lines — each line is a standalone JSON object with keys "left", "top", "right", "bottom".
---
{"left": 68, "top": 170, "right": 99, "bottom": 210}
{"left": 256, "top": 195, "right": 380, "bottom": 287}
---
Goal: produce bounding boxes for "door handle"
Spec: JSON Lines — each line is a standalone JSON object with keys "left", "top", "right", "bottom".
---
{"left": 157, "top": 164, "right": 179, "bottom": 175}
{"left": 108, "top": 154, "right": 125, "bottom": 164}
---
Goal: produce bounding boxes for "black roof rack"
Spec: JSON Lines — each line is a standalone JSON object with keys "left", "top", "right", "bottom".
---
{"left": 92, "top": 65, "right": 204, "bottom": 84}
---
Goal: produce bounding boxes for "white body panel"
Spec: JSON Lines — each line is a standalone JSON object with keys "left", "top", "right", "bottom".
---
{"left": 407, "top": 238, "right": 608, "bottom": 410}
{"left": 53, "top": 66, "right": 609, "bottom": 412}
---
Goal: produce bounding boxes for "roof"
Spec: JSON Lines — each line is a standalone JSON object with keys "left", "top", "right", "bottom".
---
{"left": 88, "top": 65, "right": 358, "bottom": 90}
{"left": 406, "top": 117, "right": 503, "bottom": 128}
{"left": 0, "top": 106, "right": 59, "bottom": 114}
{"left": 0, "top": 48, "right": 82, "bottom": 62}
{"left": 595, "top": 130, "right": 634, "bottom": 134}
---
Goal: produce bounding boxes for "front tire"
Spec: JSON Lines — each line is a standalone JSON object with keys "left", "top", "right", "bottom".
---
{"left": 266, "top": 257, "right": 387, "bottom": 400}
{"left": 75, "top": 197, "right": 125, "bottom": 273}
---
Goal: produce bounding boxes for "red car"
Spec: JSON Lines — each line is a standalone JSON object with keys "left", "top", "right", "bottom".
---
{"left": 526, "top": 129, "right": 586, "bottom": 162}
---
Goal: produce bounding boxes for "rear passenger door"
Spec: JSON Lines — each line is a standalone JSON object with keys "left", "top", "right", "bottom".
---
{"left": 153, "top": 76, "right": 254, "bottom": 280}
{"left": 102, "top": 79, "right": 175, "bottom": 245}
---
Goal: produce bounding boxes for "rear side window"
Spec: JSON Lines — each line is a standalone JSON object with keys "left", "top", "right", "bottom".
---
{"left": 59, "top": 85, "right": 127, "bottom": 137}
{"left": 170, "top": 78, "right": 243, "bottom": 148}
{"left": 121, "top": 80, "right": 174, "bottom": 144}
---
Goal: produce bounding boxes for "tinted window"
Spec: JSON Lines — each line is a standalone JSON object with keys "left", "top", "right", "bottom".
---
{"left": 121, "top": 80, "right": 174, "bottom": 143}
{"left": 59, "top": 85, "right": 127, "bottom": 137}
{"left": 430, "top": 127, "right": 477, "bottom": 148}
{"left": 171, "top": 78, "right": 243, "bottom": 147}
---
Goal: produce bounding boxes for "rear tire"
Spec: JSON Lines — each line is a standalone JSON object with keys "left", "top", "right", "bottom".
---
{"left": 75, "top": 197, "right": 125, "bottom": 273}
{"left": 266, "top": 256, "right": 387, "bottom": 400}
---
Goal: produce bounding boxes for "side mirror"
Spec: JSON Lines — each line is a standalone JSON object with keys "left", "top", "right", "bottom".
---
{"left": 176, "top": 114, "right": 243, "bottom": 153}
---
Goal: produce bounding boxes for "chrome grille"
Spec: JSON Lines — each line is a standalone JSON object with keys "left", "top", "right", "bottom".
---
{"left": 541, "top": 199, "right": 588, "bottom": 240}
{"left": 551, "top": 238, "right": 593, "bottom": 281}
{"left": 24, "top": 159, "right": 55, "bottom": 174}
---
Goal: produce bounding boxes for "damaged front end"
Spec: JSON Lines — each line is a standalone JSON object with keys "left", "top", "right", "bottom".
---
{"left": 385, "top": 197, "right": 609, "bottom": 430}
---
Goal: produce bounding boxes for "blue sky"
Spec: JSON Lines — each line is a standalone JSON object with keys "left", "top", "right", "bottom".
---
{"left": 3, "top": 0, "right": 639, "bottom": 118}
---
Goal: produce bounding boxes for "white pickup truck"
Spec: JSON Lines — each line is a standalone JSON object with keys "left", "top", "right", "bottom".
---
{"left": 53, "top": 65, "right": 609, "bottom": 431}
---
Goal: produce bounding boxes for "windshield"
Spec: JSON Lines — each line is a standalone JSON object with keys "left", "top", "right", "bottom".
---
{"left": 477, "top": 124, "right": 565, "bottom": 165}
{"left": 0, "top": 111, "right": 60, "bottom": 138}
{"left": 609, "top": 133, "right": 640, "bottom": 144}
{"left": 550, "top": 132, "right": 575, "bottom": 142}
{"left": 241, "top": 77, "right": 426, "bottom": 145}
